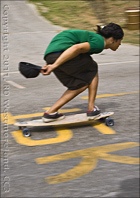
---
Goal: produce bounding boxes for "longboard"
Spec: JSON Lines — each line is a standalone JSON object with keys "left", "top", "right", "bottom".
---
{"left": 15, "top": 112, "right": 114, "bottom": 137}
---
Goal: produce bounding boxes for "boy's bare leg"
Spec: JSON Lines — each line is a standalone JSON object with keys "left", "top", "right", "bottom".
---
{"left": 47, "top": 73, "right": 98, "bottom": 114}
{"left": 88, "top": 73, "right": 99, "bottom": 111}
{"left": 47, "top": 85, "right": 88, "bottom": 114}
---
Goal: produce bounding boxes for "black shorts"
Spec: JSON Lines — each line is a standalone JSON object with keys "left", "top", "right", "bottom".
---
{"left": 44, "top": 52, "right": 98, "bottom": 90}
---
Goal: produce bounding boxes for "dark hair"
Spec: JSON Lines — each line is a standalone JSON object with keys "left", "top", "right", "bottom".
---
{"left": 96, "top": 23, "right": 124, "bottom": 40}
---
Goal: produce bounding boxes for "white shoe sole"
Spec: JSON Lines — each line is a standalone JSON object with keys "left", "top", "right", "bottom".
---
{"left": 87, "top": 114, "right": 100, "bottom": 120}
{"left": 42, "top": 115, "right": 65, "bottom": 123}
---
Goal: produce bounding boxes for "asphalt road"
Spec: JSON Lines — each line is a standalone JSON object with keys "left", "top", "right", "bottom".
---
{"left": 1, "top": 1, "right": 139, "bottom": 198}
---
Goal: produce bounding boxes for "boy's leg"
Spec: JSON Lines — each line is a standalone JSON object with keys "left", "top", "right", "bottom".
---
{"left": 88, "top": 73, "right": 99, "bottom": 111}
{"left": 47, "top": 85, "right": 88, "bottom": 114}
{"left": 47, "top": 73, "right": 98, "bottom": 114}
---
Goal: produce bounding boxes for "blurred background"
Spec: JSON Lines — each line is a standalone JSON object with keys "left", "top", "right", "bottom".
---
{"left": 28, "top": 0, "right": 140, "bottom": 45}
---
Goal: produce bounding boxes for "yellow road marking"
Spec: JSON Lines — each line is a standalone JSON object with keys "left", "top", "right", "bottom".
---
{"left": 1, "top": 91, "right": 138, "bottom": 125}
{"left": 43, "top": 107, "right": 81, "bottom": 113}
{"left": 47, "top": 157, "right": 97, "bottom": 185}
{"left": 1, "top": 112, "right": 42, "bottom": 125}
{"left": 0, "top": 108, "right": 81, "bottom": 125}
{"left": 1, "top": 112, "right": 16, "bottom": 125}
{"left": 11, "top": 122, "right": 115, "bottom": 146}
{"left": 35, "top": 142, "right": 139, "bottom": 184}
{"left": 92, "top": 121, "right": 116, "bottom": 134}
{"left": 1, "top": 110, "right": 116, "bottom": 146}
{"left": 11, "top": 127, "right": 73, "bottom": 146}
{"left": 81, "top": 91, "right": 139, "bottom": 100}
{"left": 1, "top": 103, "right": 139, "bottom": 185}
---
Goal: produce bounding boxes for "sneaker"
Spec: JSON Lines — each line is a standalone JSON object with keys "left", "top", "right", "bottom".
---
{"left": 42, "top": 112, "right": 65, "bottom": 123}
{"left": 87, "top": 106, "right": 101, "bottom": 120}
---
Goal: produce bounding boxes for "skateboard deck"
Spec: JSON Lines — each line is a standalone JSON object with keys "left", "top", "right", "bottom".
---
{"left": 14, "top": 112, "right": 114, "bottom": 137}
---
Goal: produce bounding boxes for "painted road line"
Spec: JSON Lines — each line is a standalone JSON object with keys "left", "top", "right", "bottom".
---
{"left": 1, "top": 91, "right": 138, "bottom": 125}
{"left": 1, "top": 71, "right": 19, "bottom": 75}
{"left": 11, "top": 122, "right": 115, "bottom": 146}
{"left": 0, "top": 108, "right": 82, "bottom": 125}
{"left": 1, "top": 112, "right": 42, "bottom": 125}
{"left": 0, "top": 60, "right": 138, "bottom": 76}
{"left": 11, "top": 128, "right": 73, "bottom": 146}
{"left": 6, "top": 81, "right": 25, "bottom": 89}
{"left": 99, "top": 60, "right": 137, "bottom": 66}
{"left": 81, "top": 91, "right": 139, "bottom": 100}
{"left": 92, "top": 122, "right": 116, "bottom": 134}
{"left": 0, "top": 110, "right": 116, "bottom": 146}
{"left": 1, "top": 112, "right": 16, "bottom": 125}
{"left": 43, "top": 107, "right": 81, "bottom": 113}
{"left": 35, "top": 142, "right": 139, "bottom": 184}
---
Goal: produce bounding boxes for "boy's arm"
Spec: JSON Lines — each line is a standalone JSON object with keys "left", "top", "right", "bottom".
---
{"left": 41, "top": 42, "right": 90, "bottom": 75}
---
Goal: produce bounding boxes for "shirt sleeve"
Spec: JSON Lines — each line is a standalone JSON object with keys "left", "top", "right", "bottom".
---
{"left": 88, "top": 33, "right": 104, "bottom": 54}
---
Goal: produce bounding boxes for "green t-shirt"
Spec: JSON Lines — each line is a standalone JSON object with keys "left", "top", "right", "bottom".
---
{"left": 44, "top": 29, "right": 104, "bottom": 58}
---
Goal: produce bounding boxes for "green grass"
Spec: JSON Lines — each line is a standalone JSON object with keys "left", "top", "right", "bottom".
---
{"left": 28, "top": 0, "right": 100, "bottom": 30}
{"left": 28, "top": 0, "right": 139, "bottom": 45}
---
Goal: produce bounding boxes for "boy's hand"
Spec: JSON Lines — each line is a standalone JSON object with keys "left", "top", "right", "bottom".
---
{"left": 41, "top": 65, "right": 53, "bottom": 75}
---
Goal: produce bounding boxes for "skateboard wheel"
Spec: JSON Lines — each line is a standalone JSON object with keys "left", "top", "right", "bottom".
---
{"left": 105, "top": 117, "right": 114, "bottom": 126}
{"left": 23, "top": 128, "right": 31, "bottom": 137}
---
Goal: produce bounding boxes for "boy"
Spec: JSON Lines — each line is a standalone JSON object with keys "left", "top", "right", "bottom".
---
{"left": 41, "top": 23, "right": 124, "bottom": 122}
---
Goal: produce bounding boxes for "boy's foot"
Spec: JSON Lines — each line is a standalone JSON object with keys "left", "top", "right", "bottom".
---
{"left": 42, "top": 112, "right": 65, "bottom": 123}
{"left": 87, "top": 106, "right": 101, "bottom": 120}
